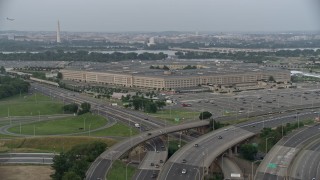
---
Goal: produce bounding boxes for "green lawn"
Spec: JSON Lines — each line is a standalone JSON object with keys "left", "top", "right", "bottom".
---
{"left": 150, "top": 109, "right": 200, "bottom": 124}
{"left": 106, "top": 160, "right": 137, "bottom": 180}
{"left": 90, "top": 123, "right": 139, "bottom": 137}
{"left": 7, "top": 113, "right": 107, "bottom": 135}
{"left": 0, "top": 93, "right": 64, "bottom": 117}
{"left": 0, "top": 136, "right": 117, "bottom": 153}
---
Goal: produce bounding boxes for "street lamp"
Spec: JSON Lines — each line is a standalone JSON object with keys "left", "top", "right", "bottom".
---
{"left": 221, "top": 153, "right": 227, "bottom": 174}
{"left": 126, "top": 161, "right": 133, "bottom": 180}
{"left": 266, "top": 137, "right": 274, "bottom": 153}
{"left": 251, "top": 160, "right": 262, "bottom": 180}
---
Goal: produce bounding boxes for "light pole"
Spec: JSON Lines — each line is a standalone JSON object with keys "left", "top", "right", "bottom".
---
{"left": 126, "top": 161, "right": 133, "bottom": 180}
{"left": 266, "top": 137, "right": 274, "bottom": 153}
{"left": 251, "top": 160, "right": 262, "bottom": 180}
{"left": 221, "top": 153, "right": 227, "bottom": 175}
{"left": 179, "top": 131, "right": 182, "bottom": 148}
{"left": 83, "top": 118, "right": 86, "bottom": 131}
{"left": 194, "top": 168, "right": 201, "bottom": 180}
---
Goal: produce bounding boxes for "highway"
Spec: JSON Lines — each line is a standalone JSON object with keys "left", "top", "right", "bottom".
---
{"left": 218, "top": 157, "right": 243, "bottom": 180}
{"left": 289, "top": 138, "right": 320, "bottom": 180}
{"left": 158, "top": 111, "right": 319, "bottom": 180}
{"left": 132, "top": 137, "right": 167, "bottom": 180}
{"left": 30, "top": 82, "right": 320, "bottom": 180}
{"left": 0, "top": 153, "right": 54, "bottom": 164}
{"left": 255, "top": 124, "right": 320, "bottom": 180}
{"left": 86, "top": 120, "right": 209, "bottom": 180}
{"left": 30, "top": 83, "right": 200, "bottom": 179}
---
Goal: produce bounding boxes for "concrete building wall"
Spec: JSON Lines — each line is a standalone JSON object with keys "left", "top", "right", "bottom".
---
{"left": 60, "top": 69, "right": 291, "bottom": 89}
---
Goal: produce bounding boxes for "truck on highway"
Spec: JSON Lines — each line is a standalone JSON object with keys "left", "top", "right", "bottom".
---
{"left": 134, "top": 123, "right": 140, "bottom": 128}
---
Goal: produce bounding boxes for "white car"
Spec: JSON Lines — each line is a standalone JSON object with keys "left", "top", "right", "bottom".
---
{"left": 182, "top": 169, "right": 187, "bottom": 174}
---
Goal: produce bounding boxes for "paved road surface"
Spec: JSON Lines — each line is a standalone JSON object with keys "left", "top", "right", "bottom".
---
{"left": 0, "top": 153, "right": 54, "bottom": 164}
{"left": 256, "top": 124, "right": 320, "bottom": 180}
{"left": 289, "top": 135, "right": 320, "bottom": 180}
{"left": 218, "top": 157, "right": 243, "bottom": 180}
{"left": 158, "top": 111, "right": 319, "bottom": 180}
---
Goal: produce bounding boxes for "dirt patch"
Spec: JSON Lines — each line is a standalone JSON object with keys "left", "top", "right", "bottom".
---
{"left": 0, "top": 165, "right": 53, "bottom": 180}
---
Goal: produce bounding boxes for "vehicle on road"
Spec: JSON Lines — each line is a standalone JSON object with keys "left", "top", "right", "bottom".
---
{"left": 194, "top": 144, "right": 199, "bottom": 147}
{"left": 181, "top": 169, "right": 187, "bottom": 174}
{"left": 134, "top": 123, "right": 140, "bottom": 128}
{"left": 218, "top": 136, "right": 222, "bottom": 139}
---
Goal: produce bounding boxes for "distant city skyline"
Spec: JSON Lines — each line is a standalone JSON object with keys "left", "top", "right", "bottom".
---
{"left": 0, "top": 0, "right": 319, "bottom": 32}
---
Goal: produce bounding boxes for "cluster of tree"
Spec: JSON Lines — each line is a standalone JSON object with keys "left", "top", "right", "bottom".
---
{"left": 175, "top": 49, "right": 320, "bottom": 63}
{"left": 121, "top": 94, "right": 166, "bottom": 113}
{"left": 30, "top": 71, "right": 46, "bottom": 80}
{"left": 0, "top": 50, "right": 168, "bottom": 62}
{"left": 13, "top": 66, "right": 61, "bottom": 71}
{"left": 208, "top": 120, "right": 229, "bottom": 131}
{"left": 0, "top": 66, "right": 6, "bottom": 74}
{"left": 62, "top": 103, "right": 78, "bottom": 113}
{"left": 206, "top": 39, "right": 320, "bottom": 49}
{"left": 199, "top": 111, "right": 212, "bottom": 120}
{"left": 0, "top": 76, "right": 29, "bottom": 99}
{"left": 239, "top": 144, "right": 258, "bottom": 161}
{"left": 183, "top": 65, "right": 197, "bottom": 70}
{"left": 149, "top": 65, "right": 170, "bottom": 70}
{"left": 62, "top": 102, "right": 91, "bottom": 115}
{"left": 0, "top": 39, "right": 137, "bottom": 52}
{"left": 51, "top": 141, "right": 107, "bottom": 180}
{"left": 260, "top": 122, "right": 303, "bottom": 152}
{"left": 291, "top": 75, "right": 320, "bottom": 83}
{"left": 77, "top": 102, "right": 91, "bottom": 115}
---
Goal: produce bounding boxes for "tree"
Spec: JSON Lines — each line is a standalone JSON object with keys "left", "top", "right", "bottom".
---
{"left": 240, "top": 144, "right": 258, "bottom": 161}
{"left": 0, "top": 66, "right": 5, "bottom": 74}
{"left": 199, "top": 111, "right": 212, "bottom": 120}
{"left": 62, "top": 171, "right": 81, "bottom": 180}
{"left": 51, "top": 142, "right": 107, "bottom": 180}
{"left": 144, "top": 102, "right": 158, "bottom": 113}
{"left": 268, "top": 76, "right": 275, "bottom": 82}
{"left": 63, "top": 103, "right": 78, "bottom": 113}
{"left": 51, "top": 153, "right": 70, "bottom": 180}
{"left": 155, "top": 101, "right": 166, "bottom": 109}
{"left": 57, "top": 72, "right": 63, "bottom": 79}
{"left": 163, "top": 65, "right": 170, "bottom": 70}
{"left": 78, "top": 102, "right": 91, "bottom": 115}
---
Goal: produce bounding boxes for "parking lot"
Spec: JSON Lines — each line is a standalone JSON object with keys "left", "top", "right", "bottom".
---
{"left": 166, "top": 85, "right": 320, "bottom": 118}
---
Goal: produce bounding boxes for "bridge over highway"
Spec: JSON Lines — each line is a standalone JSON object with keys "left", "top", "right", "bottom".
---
{"left": 157, "top": 111, "right": 319, "bottom": 180}
{"left": 85, "top": 120, "right": 209, "bottom": 180}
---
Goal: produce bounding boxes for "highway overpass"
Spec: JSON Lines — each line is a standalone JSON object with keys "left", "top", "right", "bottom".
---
{"left": 85, "top": 120, "right": 209, "bottom": 180}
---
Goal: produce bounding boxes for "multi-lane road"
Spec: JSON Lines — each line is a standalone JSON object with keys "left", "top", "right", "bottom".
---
{"left": 158, "top": 111, "right": 319, "bottom": 180}
{"left": 29, "top": 82, "right": 320, "bottom": 180}
{"left": 256, "top": 124, "right": 320, "bottom": 180}
{"left": 0, "top": 153, "right": 54, "bottom": 164}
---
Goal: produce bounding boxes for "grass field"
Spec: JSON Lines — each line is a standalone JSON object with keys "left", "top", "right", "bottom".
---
{"left": 106, "top": 160, "right": 137, "bottom": 180}
{"left": 90, "top": 123, "right": 139, "bottom": 137}
{"left": 0, "top": 93, "right": 64, "bottom": 117}
{"left": 0, "top": 165, "right": 53, "bottom": 180}
{"left": 0, "top": 136, "right": 117, "bottom": 153}
{"left": 150, "top": 109, "right": 200, "bottom": 124}
{"left": 7, "top": 113, "right": 107, "bottom": 135}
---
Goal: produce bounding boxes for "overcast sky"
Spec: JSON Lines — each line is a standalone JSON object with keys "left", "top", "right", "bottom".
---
{"left": 0, "top": 0, "right": 319, "bottom": 32}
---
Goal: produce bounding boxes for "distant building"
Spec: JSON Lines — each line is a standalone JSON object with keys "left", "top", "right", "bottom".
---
{"left": 147, "top": 37, "right": 155, "bottom": 46}
{"left": 57, "top": 20, "right": 61, "bottom": 43}
{"left": 60, "top": 69, "right": 290, "bottom": 90}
